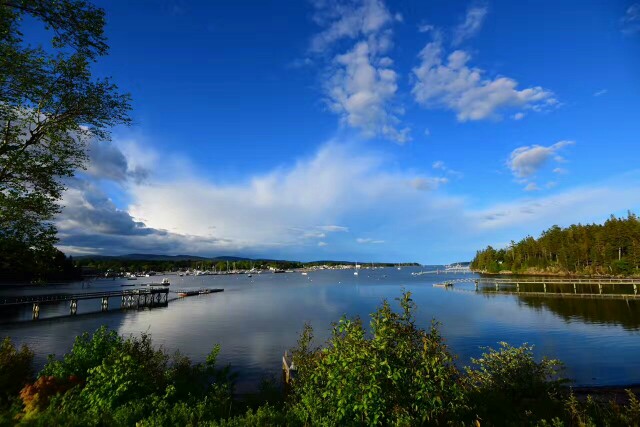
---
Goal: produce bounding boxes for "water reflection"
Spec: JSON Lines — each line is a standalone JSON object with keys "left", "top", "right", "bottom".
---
{"left": 1, "top": 269, "right": 639, "bottom": 389}
{"left": 517, "top": 296, "right": 640, "bottom": 331}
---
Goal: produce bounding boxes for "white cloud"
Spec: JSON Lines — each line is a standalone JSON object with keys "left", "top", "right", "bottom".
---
{"left": 553, "top": 167, "right": 567, "bottom": 174}
{"left": 452, "top": 5, "right": 488, "bottom": 46}
{"left": 326, "top": 41, "right": 409, "bottom": 142}
{"left": 127, "top": 141, "right": 452, "bottom": 250}
{"left": 593, "top": 89, "right": 608, "bottom": 97}
{"left": 310, "top": 0, "right": 394, "bottom": 53}
{"left": 508, "top": 140, "right": 574, "bottom": 178}
{"left": 409, "top": 177, "right": 449, "bottom": 191}
{"left": 318, "top": 225, "right": 349, "bottom": 232}
{"left": 431, "top": 160, "right": 463, "bottom": 179}
{"left": 622, "top": 3, "right": 640, "bottom": 35}
{"left": 56, "top": 178, "right": 234, "bottom": 256}
{"left": 56, "top": 134, "right": 640, "bottom": 264}
{"left": 311, "top": 0, "right": 409, "bottom": 142}
{"left": 424, "top": 128, "right": 431, "bottom": 137}
{"left": 411, "top": 40, "right": 557, "bottom": 122}
{"left": 356, "top": 238, "right": 385, "bottom": 244}
{"left": 418, "top": 23, "right": 434, "bottom": 33}
{"left": 83, "top": 141, "right": 149, "bottom": 184}
{"left": 470, "top": 177, "right": 640, "bottom": 232}
{"left": 513, "top": 112, "right": 525, "bottom": 120}
{"left": 524, "top": 182, "right": 540, "bottom": 192}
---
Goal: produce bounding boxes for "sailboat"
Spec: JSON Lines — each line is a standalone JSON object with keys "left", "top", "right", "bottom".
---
{"left": 354, "top": 263, "right": 360, "bottom": 276}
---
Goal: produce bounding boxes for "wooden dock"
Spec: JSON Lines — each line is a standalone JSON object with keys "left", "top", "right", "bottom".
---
{"left": 431, "top": 277, "right": 640, "bottom": 300}
{"left": 282, "top": 350, "right": 296, "bottom": 391}
{"left": 0, "top": 288, "right": 170, "bottom": 319}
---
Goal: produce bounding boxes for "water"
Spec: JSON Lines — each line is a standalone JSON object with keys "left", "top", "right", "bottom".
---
{"left": 1, "top": 268, "right": 639, "bottom": 392}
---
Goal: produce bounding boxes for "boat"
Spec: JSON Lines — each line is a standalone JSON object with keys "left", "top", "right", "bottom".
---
{"left": 301, "top": 272, "right": 308, "bottom": 276}
{"left": 199, "top": 288, "right": 211, "bottom": 294}
{"left": 433, "top": 282, "right": 454, "bottom": 288}
{"left": 150, "top": 278, "right": 170, "bottom": 287}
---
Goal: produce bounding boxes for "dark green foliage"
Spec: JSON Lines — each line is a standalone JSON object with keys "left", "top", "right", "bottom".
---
{"left": 289, "top": 292, "right": 465, "bottom": 426}
{"left": 0, "top": 338, "right": 33, "bottom": 407}
{"left": 464, "top": 342, "right": 567, "bottom": 425}
{"left": 0, "top": 0, "right": 130, "bottom": 282}
{"left": 471, "top": 212, "right": 640, "bottom": 276}
{"left": 19, "top": 327, "right": 235, "bottom": 425}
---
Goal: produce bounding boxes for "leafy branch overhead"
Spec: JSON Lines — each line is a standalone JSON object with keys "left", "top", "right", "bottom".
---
{"left": 0, "top": 0, "right": 130, "bottom": 280}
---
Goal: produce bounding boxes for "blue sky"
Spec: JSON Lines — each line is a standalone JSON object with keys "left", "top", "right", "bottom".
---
{"left": 42, "top": 0, "right": 640, "bottom": 263}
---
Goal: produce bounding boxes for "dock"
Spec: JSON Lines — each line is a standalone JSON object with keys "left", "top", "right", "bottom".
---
{"left": 0, "top": 286, "right": 225, "bottom": 320}
{"left": 282, "top": 350, "right": 296, "bottom": 392}
{"left": 432, "top": 277, "right": 640, "bottom": 300}
{"left": 0, "top": 288, "right": 170, "bottom": 319}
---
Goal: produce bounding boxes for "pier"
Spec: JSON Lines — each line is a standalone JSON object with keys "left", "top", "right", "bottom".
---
{"left": 432, "top": 277, "right": 640, "bottom": 300}
{"left": 1, "top": 288, "right": 170, "bottom": 319}
{"left": 282, "top": 350, "right": 296, "bottom": 392}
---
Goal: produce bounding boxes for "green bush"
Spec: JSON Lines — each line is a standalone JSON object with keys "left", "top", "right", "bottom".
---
{"left": 463, "top": 342, "right": 567, "bottom": 425}
{"left": 0, "top": 338, "right": 33, "bottom": 407}
{"left": 289, "top": 292, "right": 465, "bottom": 426}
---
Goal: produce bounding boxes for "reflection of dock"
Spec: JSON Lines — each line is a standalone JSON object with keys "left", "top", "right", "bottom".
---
{"left": 1, "top": 288, "right": 170, "bottom": 319}
{"left": 433, "top": 277, "right": 640, "bottom": 300}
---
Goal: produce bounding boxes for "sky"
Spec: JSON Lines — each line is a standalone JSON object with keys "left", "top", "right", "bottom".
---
{"left": 33, "top": 0, "right": 640, "bottom": 263}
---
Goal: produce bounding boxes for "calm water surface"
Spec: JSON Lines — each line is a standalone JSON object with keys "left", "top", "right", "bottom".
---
{"left": 1, "top": 268, "right": 639, "bottom": 392}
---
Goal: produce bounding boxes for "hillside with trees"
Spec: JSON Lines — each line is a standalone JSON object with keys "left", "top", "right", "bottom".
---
{"left": 471, "top": 212, "right": 640, "bottom": 276}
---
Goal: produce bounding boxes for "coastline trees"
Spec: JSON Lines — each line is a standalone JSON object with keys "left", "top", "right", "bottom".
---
{"left": 0, "top": 0, "right": 130, "bottom": 280}
{"left": 471, "top": 212, "right": 640, "bottom": 275}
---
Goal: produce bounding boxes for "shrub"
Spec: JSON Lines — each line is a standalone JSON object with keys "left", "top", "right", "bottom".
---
{"left": 289, "top": 292, "right": 465, "bottom": 426}
{"left": 464, "top": 342, "right": 567, "bottom": 425}
{"left": 0, "top": 337, "right": 34, "bottom": 407}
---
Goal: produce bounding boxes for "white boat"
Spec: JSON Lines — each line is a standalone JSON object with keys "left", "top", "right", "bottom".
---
{"left": 301, "top": 272, "right": 308, "bottom": 276}
{"left": 354, "top": 263, "right": 360, "bottom": 276}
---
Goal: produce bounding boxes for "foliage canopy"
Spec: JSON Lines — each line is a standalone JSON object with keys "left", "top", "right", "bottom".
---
{"left": 0, "top": 0, "right": 130, "bottom": 280}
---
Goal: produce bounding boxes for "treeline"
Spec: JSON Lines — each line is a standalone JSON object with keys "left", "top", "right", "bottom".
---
{"left": 1, "top": 293, "right": 638, "bottom": 426}
{"left": 75, "top": 258, "right": 419, "bottom": 274}
{"left": 471, "top": 212, "right": 640, "bottom": 276}
{"left": 0, "top": 244, "right": 80, "bottom": 283}
{"left": 75, "top": 259, "right": 303, "bottom": 274}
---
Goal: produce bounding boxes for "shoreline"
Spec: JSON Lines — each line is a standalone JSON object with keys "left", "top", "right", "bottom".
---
{"left": 572, "top": 384, "right": 640, "bottom": 403}
{"left": 474, "top": 270, "right": 640, "bottom": 279}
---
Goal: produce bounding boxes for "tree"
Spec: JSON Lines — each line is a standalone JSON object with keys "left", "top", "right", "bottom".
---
{"left": 0, "top": 0, "right": 130, "bottom": 279}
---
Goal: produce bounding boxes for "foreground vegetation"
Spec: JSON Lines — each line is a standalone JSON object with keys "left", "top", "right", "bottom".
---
{"left": 1, "top": 293, "right": 638, "bottom": 426}
{"left": 471, "top": 213, "right": 640, "bottom": 276}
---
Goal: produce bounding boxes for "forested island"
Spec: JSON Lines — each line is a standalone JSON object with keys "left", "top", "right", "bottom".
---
{"left": 471, "top": 213, "right": 640, "bottom": 276}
